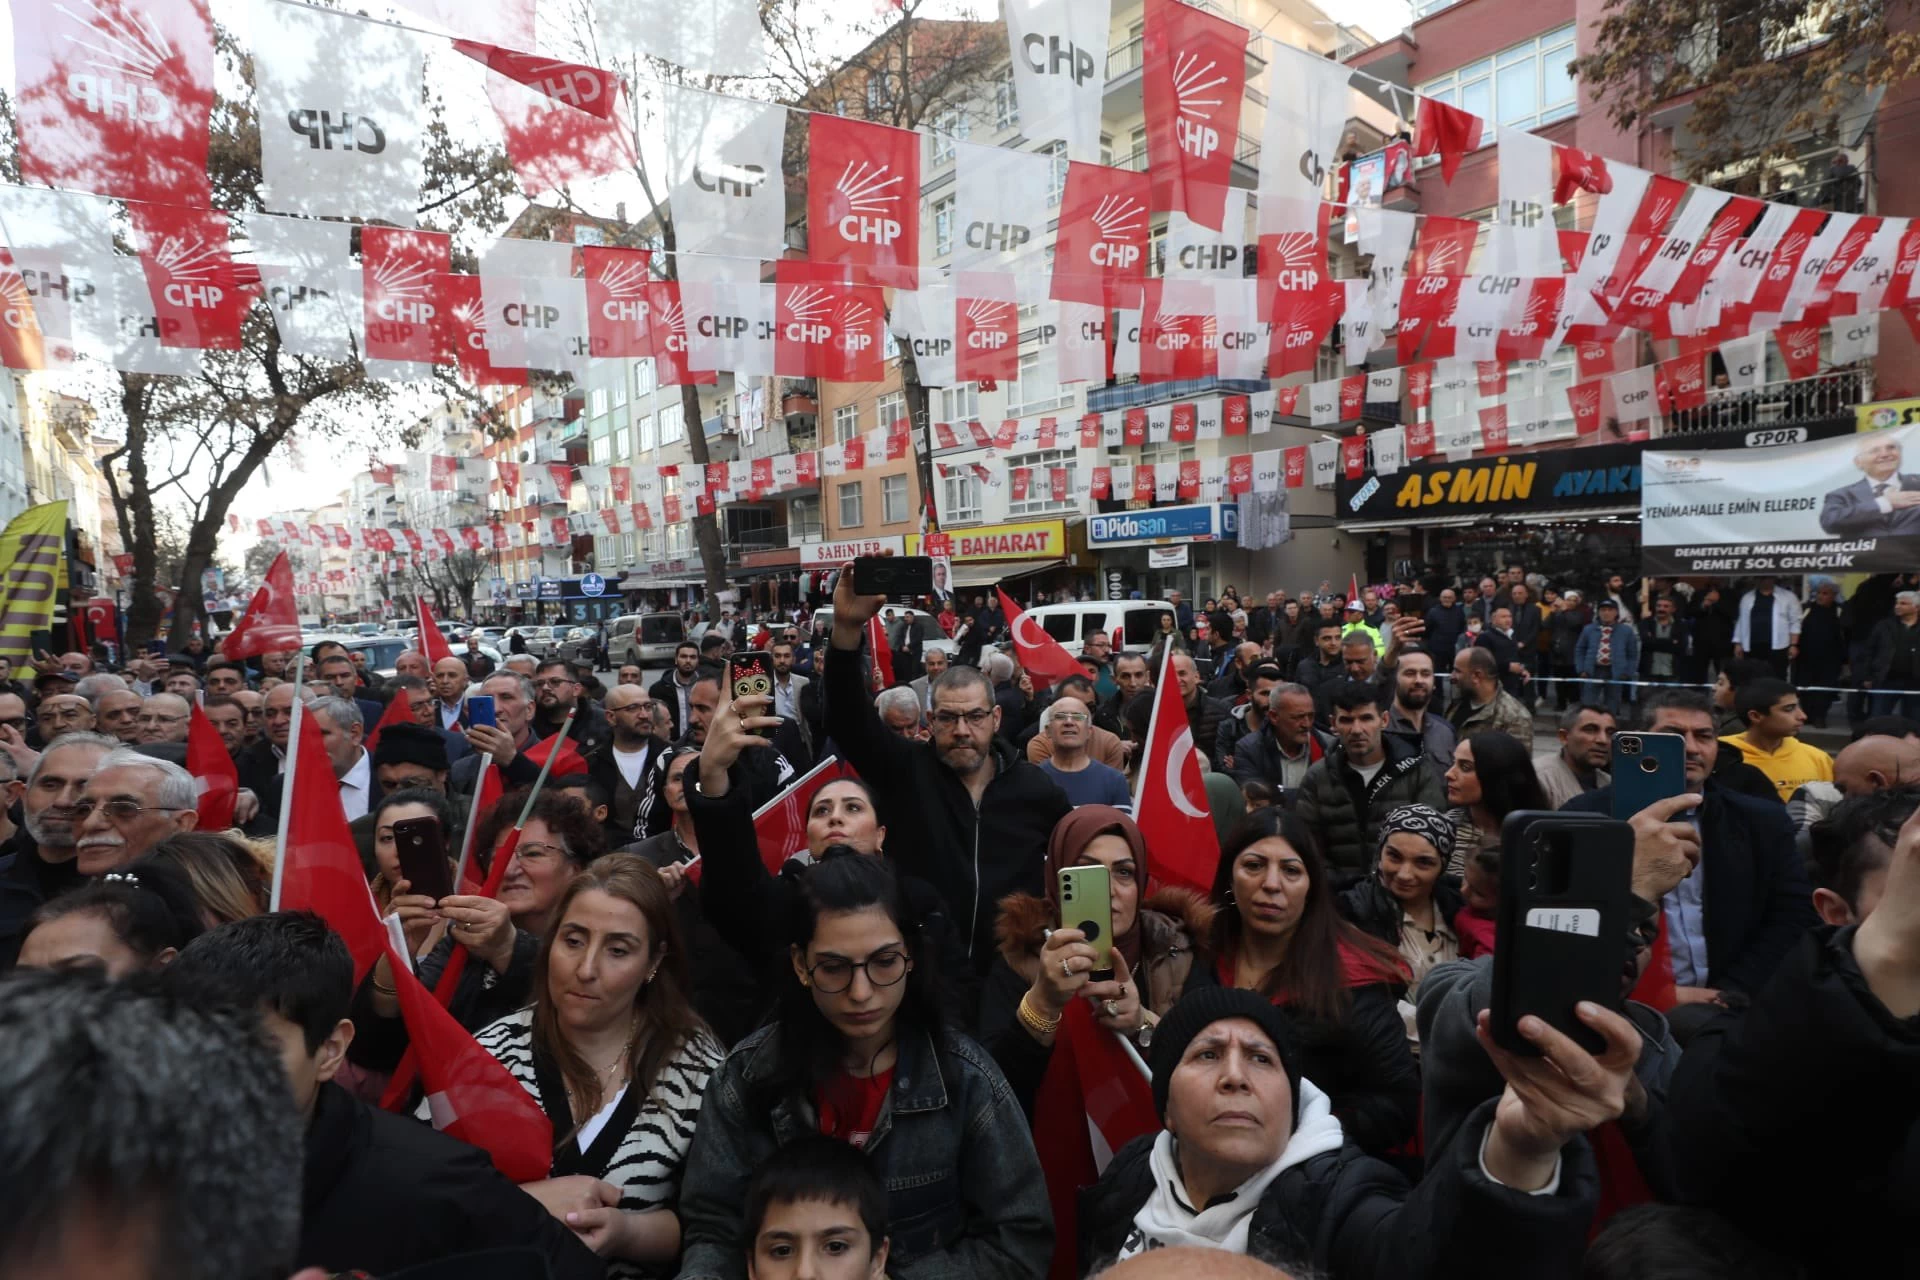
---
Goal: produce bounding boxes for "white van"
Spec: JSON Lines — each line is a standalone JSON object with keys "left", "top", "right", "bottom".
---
{"left": 1019, "top": 600, "right": 1177, "bottom": 653}
{"left": 608, "top": 611, "right": 687, "bottom": 667}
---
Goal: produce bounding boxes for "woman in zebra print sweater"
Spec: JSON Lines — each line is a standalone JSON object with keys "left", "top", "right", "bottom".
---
{"left": 471, "top": 853, "right": 725, "bottom": 1278}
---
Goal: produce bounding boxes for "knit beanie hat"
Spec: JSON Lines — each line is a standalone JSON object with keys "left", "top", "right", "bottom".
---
{"left": 1149, "top": 987, "right": 1302, "bottom": 1125}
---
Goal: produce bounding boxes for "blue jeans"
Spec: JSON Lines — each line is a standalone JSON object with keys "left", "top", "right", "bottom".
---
{"left": 1583, "top": 675, "right": 1625, "bottom": 713}
{"left": 1870, "top": 688, "right": 1920, "bottom": 720}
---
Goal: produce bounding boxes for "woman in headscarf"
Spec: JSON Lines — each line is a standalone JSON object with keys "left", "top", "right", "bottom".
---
{"left": 1335, "top": 804, "right": 1470, "bottom": 1050}
{"left": 976, "top": 804, "right": 1214, "bottom": 1117}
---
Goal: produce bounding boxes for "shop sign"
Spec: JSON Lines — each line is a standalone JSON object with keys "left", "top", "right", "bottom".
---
{"left": 1147, "top": 545, "right": 1189, "bottom": 568}
{"left": 1858, "top": 398, "right": 1920, "bottom": 432}
{"left": 1088, "top": 503, "right": 1239, "bottom": 546}
{"left": 798, "top": 536, "right": 905, "bottom": 567}
{"left": 906, "top": 519, "right": 1066, "bottom": 561}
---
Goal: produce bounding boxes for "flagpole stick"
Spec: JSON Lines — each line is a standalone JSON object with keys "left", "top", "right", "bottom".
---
{"left": 510, "top": 704, "right": 576, "bottom": 833}
{"left": 449, "top": 760, "right": 492, "bottom": 893}
{"left": 267, "top": 649, "right": 307, "bottom": 911}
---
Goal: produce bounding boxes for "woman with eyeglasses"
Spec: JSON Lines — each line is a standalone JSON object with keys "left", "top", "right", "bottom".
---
{"left": 677, "top": 852, "right": 1049, "bottom": 1280}
{"left": 464, "top": 855, "right": 723, "bottom": 1275}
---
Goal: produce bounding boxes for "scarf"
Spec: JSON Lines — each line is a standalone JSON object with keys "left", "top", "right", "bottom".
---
{"left": 1119, "top": 1080, "right": 1343, "bottom": 1260}
{"left": 1046, "top": 804, "right": 1149, "bottom": 978}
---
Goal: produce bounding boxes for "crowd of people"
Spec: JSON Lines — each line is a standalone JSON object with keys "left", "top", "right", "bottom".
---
{"left": 1, "top": 563, "right": 1917, "bottom": 1280}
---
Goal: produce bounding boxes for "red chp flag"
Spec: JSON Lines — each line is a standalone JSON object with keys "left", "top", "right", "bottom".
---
{"left": 1000, "top": 588, "right": 1085, "bottom": 691}
{"left": 1141, "top": 0, "right": 1248, "bottom": 231}
{"left": 363, "top": 227, "right": 450, "bottom": 366}
{"left": 583, "top": 246, "right": 651, "bottom": 358}
{"left": 0, "top": 252, "right": 48, "bottom": 371}
{"left": 955, "top": 274, "right": 1020, "bottom": 383}
{"left": 1131, "top": 644, "right": 1220, "bottom": 893}
{"left": 128, "top": 204, "right": 258, "bottom": 350}
{"left": 1414, "top": 96, "right": 1483, "bottom": 184}
{"left": 416, "top": 596, "right": 456, "bottom": 665}
{"left": 1269, "top": 282, "right": 1344, "bottom": 378}
{"left": 452, "top": 41, "right": 620, "bottom": 118}
{"left": 775, "top": 263, "right": 885, "bottom": 384}
{"left": 1774, "top": 322, "right": 1822, "bottom": 380}
{"left": 1567, "top": 379, "right": 1605, "bottom": 436}
{"left": 648, "top": 279, "right": 716, "bottom": 386}
{"left": 439, "top": 275, "right": 527, "bottom": 386}
{"left": 222, "top": 553, "right": 302, "bottom": 660}
{"left": 1656, "top": 353, "right": 1707, "bottom": 414}
{"left": 14, "top": 0, "right": 216, "bottom": 206}
{"left": 1052, "top": 163, "right": 1152, "bottom": 308}
{"left": 808, "top": 114, "right": 920, "bottom": 289}
{"left": 186, "top": 699, "right": 238, "bottom": 831}
{"left": 1408, "top": 217, "right": 1479, "bottom": 278}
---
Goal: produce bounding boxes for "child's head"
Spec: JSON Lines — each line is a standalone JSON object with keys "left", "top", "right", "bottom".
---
{"left": 745, "top": 1136, "right": 889, "bottom": 1280}
{"left": 1463, "top": 847, "right": 1500, "bottom": 918}
{"left": 1240, "top": 780, "right": 1274, "bottom": 811}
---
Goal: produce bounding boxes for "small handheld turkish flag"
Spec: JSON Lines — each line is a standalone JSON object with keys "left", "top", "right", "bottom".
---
{"left": 1131, "top": 645, "right": 1220, "bottom": 893}
{"left": 416, "top": 596, "right": 456, "bottom": 665}
{"left": 185, "top": 699, "right": 238, "bottom": 831}
{"left": 999, "top": 588, "right": 1084, "bottom": 692}
{"left": 220, "top": 552, "right": 301, "bottom": 661}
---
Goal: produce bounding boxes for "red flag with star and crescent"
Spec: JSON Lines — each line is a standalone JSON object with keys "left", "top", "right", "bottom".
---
{"left": 999, "top": 588, "right": 1087, "bottom": 692}
{"left": 1131, "top": 644, "right": 1219, "bottom": 893}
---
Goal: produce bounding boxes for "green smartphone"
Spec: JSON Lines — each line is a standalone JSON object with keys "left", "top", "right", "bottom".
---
{"left": 1057, "top": 864, "right": 1114, "bottom": 981}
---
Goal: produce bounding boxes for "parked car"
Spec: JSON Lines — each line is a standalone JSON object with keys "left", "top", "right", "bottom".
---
{"left": 503, "top": 624, "right": 568, "bottom": 659}
{"left": 557, "top": 626, "right": 601, "bottom": 667}
{"left": 608, "top": 611, "right": 687, "bottom": 668}
{"left": 1016, "top": 600, "right": 1177, "bottom": 653}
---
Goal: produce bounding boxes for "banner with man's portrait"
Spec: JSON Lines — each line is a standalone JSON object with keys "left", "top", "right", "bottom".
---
{"left": 1642, "top": 423, "right": 1920, "bottom": 575}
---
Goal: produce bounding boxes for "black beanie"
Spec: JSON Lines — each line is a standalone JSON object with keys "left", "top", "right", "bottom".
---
{"left": 371, "top": 722, "right": 450, "bottom": 772}
{"left": 1149, "top": 987, "right": 1302, "bottom": 1125}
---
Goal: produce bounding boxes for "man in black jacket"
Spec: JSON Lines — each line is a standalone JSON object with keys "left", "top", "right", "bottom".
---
{"left": 649, "top": 641, "right": 702, "bottom": 740}
{"left": 826, "top": 575, "right": 1071, "bottom": 974}
{"left": 1424, "top": 587, "right": 1467, "bottom": 660}
{"left": 165, "top": 912, "right": 603, "bottom": 1280}
{"left": 532, "top": 660, "right": 611, "bottom": 757}
{"left": 1294, "top": 620, "right": 1346, "bottom": 724}
{"left": 1170, "top": 652, "right": 1232, "bottom": 771}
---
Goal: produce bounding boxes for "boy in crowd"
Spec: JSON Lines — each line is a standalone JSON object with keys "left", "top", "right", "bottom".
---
{"left": 745, "top": 1136, "right": 891, "bottom": 1280}
{"left": 1721, "top": 678, "right": 1835, "bottom": 803}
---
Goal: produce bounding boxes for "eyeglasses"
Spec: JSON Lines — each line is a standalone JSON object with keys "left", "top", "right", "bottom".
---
{"left": 808, "top": 950, "right": 909, "bottom": 993}
{"left": 513, "top": 842, "right": 569, "bottom": 864}
{"left": 0, "top": 716, "right": 26, "bottom": 730}
{"left": 532, "top": 677, "right": 575, "bottom": 689}
{"left": 72, "top": 799, "right": 185, "bottom": 821}
{"left": 930, "top": 709, "right": 993, "bottom": 729}
{"left": 136, "top": 713, "right": 187, "bottom": 726}
{"left": 1051, "top": 711, "right": 1090, "bottom": 724}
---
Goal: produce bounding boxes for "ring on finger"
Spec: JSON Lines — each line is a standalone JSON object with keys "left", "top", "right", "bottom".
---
{"left": 1061, "top": 958, "right": 1073, "bottom": 979}
{"left": 1103, "top": 999, "right": 1120, "bottom": 1018}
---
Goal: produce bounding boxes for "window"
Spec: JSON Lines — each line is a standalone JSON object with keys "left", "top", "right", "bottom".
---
{"left": 611, "top": 377, "right": 627, "bottom": 408}
{"left": 1415, "top": 25, "right": 1577, "bottom": 133}
{"left": 639, "top": 411, "right": 658, "bottom": 452}
{"left": 634, "top": 360, "right": 655, "bottom": 396}
{"left": 881, "top": 474, "right": 910, "bottom": 523}
{"left": 589, "top": 387, "right": 609, "bottom": 417}
{"left": 939, "top": 384, "right": 979, "bottom": 424}
{"left": 613, "top": 426, "right": 630, "bottom": 458}
{"left": 931, "top": 108, "right": 969, "bottom": 164}
{"left": 838, "top": 480, "right": 864, "bottom": 528}
{"left": 662, "top": 407, "right": 685, "bottom": 444}
{"left": 790, "top": 495, "right": 823, "bottom": 539}
{"left": 877, "top": 390, "right": 906, "bottom": 431}
{"left": 590, "top": 433, "right": 611, "bottom": 464}
{"left": 1008, "top": 351, "right": 1070, "bottom": 415}
{"left": 942, "top": 470, "right": 983, "bottom": 523}
{"left": 867, "top": 75, "right": 893, "bottom": 117}
{"left": 995, "top": 68, "right": 1019, "bottom": 130}
{"left": 1007, "top": 447, "right": 1077, "bottom": 515}
{"left": 1100, "top": 133, "right": 1114, "bottom": 167}
{"left": 934, "top": 195, "right": 956, "bottom": 257}
{"left": 1042, "top": 142, "right": 1069, "bottom": 207}
{"left": 1129, "top": 126, "right": 1148, "bottom": 171}
{"left": 833, "top": 403, "right": 860, "bottom": 442}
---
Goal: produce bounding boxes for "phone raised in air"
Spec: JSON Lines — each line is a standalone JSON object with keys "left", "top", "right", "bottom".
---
{"left": 1057, "top": 864, "right": 1114, "bottom": 982}
{"left": 853, "top": 555, "right": 934, "bottom": 601}
{"left": 728, "top": 651, "right": 775, "bottom": 737}
{"left": 1609, "top": 731, "right": 1688, "bottom": 821}
{"left": 391, "top": 816, "right": 453, "bottom": 902}
{"left": 465, "top": 694, "right": 497, "bottom": 729}
{"left": 1490, "top": 810, "right": 1633, "bottom": 1056}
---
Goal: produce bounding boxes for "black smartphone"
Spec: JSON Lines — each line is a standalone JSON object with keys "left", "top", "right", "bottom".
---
{"left": 853, "top": 555, "right": 935, "bottom": 601}
{"left": 728, "top": 651, "right": 775, "bottom": 737}
{"left": 466, "top": 694, "right": 497, "bottom": 729}
{"left": 146, "top": 639, "right": 169, "bottom": 658}
{"left": 1609, "top": 732, "right": 1687, "bottom": 820}
{"left": 1490, "top": 810, "right": 1633, "bottom": 1056}
{"left": 391, "top": 816, "right": 453, "bottom": 901}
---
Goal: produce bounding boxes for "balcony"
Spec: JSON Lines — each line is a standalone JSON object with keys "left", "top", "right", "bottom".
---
{"left": 788, "top": 512, "right": 825, "bottom": 543}
{"left": 724, "top": 524, "right": 790, "bottom": 560}
{"left": 1086, "top": 375, "right": 1268, "bottom": 414}
{"left": 1659, "top": 367, "right": 1868, "bottom": 440}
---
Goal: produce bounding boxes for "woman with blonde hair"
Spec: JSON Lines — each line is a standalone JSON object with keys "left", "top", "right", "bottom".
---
{"left": 144, "top": 831, "right": 271, "bottom": 927}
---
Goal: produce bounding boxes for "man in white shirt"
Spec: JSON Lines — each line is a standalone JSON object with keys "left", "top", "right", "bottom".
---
{"left": 311, "top": 696, "right": 375, "bottom": 821}
{"left": 430, "top": 657, "right": 470, "bottom": 731}
{"left": 1732, "top": 576, "right": 1801, "bottom": 679}
{"left": 589, "top": 683, "right": 663, "bottom": 846}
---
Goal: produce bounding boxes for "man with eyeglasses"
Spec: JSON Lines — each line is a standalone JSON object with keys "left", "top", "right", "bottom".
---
{"left": 825, "top": 567, "right": 1071, "bottom": 974}
{"left": 230, "top": 688, "right": 264, "bottom": 746}
{"left": 0, "top": 732, "right": 116, "bottom": 964}
{"left": 587, "top": 683, "right": 664, "bottom": 847}
{"left": 531, "top": 659, "right": 609, "bottom": 757}
{"left": 73, "top": 747, "right": 200, "bottom": 875}
{"left": 136, "top": 693, "right": 193, "bottom": 746}
{"left": 1036, "top": 695, "right": 1132, "bottom": 810}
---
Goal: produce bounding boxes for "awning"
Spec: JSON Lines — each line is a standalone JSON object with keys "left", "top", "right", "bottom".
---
{"left": 950, "top": 558, "right": 1068, "bottom": 588}
{"left": 1341, "top": 505, "right": 1638, "bottom": 533}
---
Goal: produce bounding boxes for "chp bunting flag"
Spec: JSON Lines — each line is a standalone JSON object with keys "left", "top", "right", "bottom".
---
{"left": 999, "top": 587, "right": 1085, "bottom": 691}
{"left": 127, "top": 204, "right": 258, "bottom": 350}
{"left": 362, "top": 227, "right": 449, "bottom": 374}
{"left": 221, "top": 552, "right": 301, "bottom": 659}
{"left": 416, "top": 596, "right": 455, "bottom": 665}
{"left": 1003, "top": 0, "right": 1111, "bottom": 161}
{"left": 1053, "top": 162, "right": 1152, "bottom": 308}
{"left": 440, "top": 274, "right": 527, "bottom": 385}
{"left": 484, "top": 66, "right": 634, "bottom": 198}
{"left": 1131, "top": 644, "right": 1220, "bottom": 893}
{"left": 1141, "top": 0, "right": 1249, "bottom": 231}
{"left": 808, "top": 114, "right": 921, "bottom": 289}
{"left": 775, "top": 262, "right": 885, "bottom": 384}
{"left": 186, "top": 698, "right": 238, "bottom": 831}
{"left": 0, "top": 253, "right": 47, "bottom": 371}
{"left": 1414, "top": 96, "right": 1483, "bottom": 184}
{"left": 582, "top": 247, "right": 652, "bottom": 359}
{"left": 661, "top": 85, "right": 788, "bottom": 259}
{"left": 453, "top": 41, "right": 619, "bottom": 118}
{"left": 955, "top": 273, "right": 1021, "bottom": 383}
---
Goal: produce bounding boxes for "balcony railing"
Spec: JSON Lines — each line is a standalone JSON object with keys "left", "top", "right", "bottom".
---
{"left": 1086, "top": 375, "right": 1269, "bottom": 414}
{"left": 788, "top": 515, "right": 825, "bottom": 543}
{"left": 1660, "top": 367, "right": 1869, "bottom": 439}
{"left": 725, "top": 525, "right": 789, "bottom": 557}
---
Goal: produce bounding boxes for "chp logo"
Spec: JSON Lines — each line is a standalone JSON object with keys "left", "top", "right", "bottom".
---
{"left": 1267, "top": 232, "right": 1321, "bottom": 292}
{"left": 1019, "top": 30, "right": 1096, "bottom": 84}
{"left": 287, "top": 108, "right": 385, "bottom": 154}
{"left": 1784, "top": 325, "right": 1819, "bottom": 364}
{"left": 593, "top": 255, "right": 649, "bottom": 326}
{"left": 150, "top": 234, "right": 225, "bottom": 309}
{"left": 693, "top": 157, "right": 767, "bottom": 198}
{"left": 59, "top": 0, "right": 174, "bottom": 122}
{"left": 1089, "top": 194, "right": 1146, "bottom": 267}
{"left": 0, "top": 264, "right": 46, "bottom": 337}
{"left": 1406, "top": 365, "right": 1432, "bottom": 399}
{"left": 833, "top": 298, "right": 876, "bottom": 354}
{"left": 833, "top": 160, "right": 904, "bottom": 245}
{"left": 962, "top": 297, "right": 1013, "bottom": 350}
{"left": 369, "top": 252, "right": 435, "bottom": 326}
{"left": 1766, "top": 231, "right": 1810, "bottom": 284}
{"left": 781, "top": 284, "right": 834, "bottom": 345}
{"left": 1171, "top": 51, "right": 1228, "bottom": 159}
{"left": 655, "top": 297, "right": 689, "bottom": 353}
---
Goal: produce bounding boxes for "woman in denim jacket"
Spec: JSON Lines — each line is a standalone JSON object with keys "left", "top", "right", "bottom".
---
{"left": 674, "top": 852, "right": 1051, "bottom": 1280}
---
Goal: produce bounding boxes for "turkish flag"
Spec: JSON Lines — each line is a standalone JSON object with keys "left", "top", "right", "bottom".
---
{"left": 0, "top": 252, "right": 48, "bottom": 371}
{"left": 127, "top": 204, "right": 257, "bottom": 351}
{"left": 1408, "top": 216, "right": 1478, "bottom": 277}
{"left": 276, "top": 707, "right": 387, "bottom": 981}
{"left": 1414, "top": 96, "right": 1483, "bottom": 184}
{"left": 581, "top": 247, "right": 652, "bottom": 358}
{"left": 1053, "top": 162, "right": 1153, "bottom": 308}
{"left": 1131, "top": 645, "right": 1220, "bottom": 892}
{"left": 955, "top": 273, "right": 1020, "bottom": 382}
{"left": 1142, "top": 0, "right": 1248, "bottom": 230}
{"left": 1774, "top": 322, "right": 1822, "bottom": 380}
{"left": 1033, "top": 1000, "right": 1159, "bottom": 1280}
{"left": 186, "top": 699, "right": 237, "bottom": 831}
{"left": 866, "top": 615, "right": 895, "bottom": 689}
{"left": 1567, "top": 378, "right": 1606, "bottom": 436}
{"left": 363, "top": 227, "right": 450, "bottom": 367}
{"left": 221, "top": 553, "right": 301, "bottom": 660}
{"left": 808, "top": 114, "right": 920, "bottom": 288}
{"left": 439, "top": 274, "right": 527, "bottom": 386}
{"left": 744, "top": 757, "right": 861, "bottom": 876}
{"left": 1000, "top": 588, "right": 1084, "bottom": 691}
{"left": 1341, "top": 433, "right": 1368, "bottom": 479}
{"left": 86, "top": 597, "right": 120, "bottom": 645}
{"left": 416, "top": 596, "right": 456, "bottom": 665}
{"left": 14, "top": 0, "right": 216, "bottom": 206}
{"left": 775, "top": 262, "right": 884, "bottom": 383}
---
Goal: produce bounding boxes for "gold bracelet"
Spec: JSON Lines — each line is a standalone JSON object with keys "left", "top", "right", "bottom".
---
{"left": 370, "top": 978, "right": 396, "bottom": 995}
{"left": 1017, "top": 992, "right": 1061, "bottom": 1037}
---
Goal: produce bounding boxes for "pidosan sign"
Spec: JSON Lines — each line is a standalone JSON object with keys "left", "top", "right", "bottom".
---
{"left": 907, "top": 519, "right": 1067, "bottom": 561}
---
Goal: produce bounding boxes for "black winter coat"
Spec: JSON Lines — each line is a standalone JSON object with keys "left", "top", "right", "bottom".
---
{"left": 1336, "top": 874, "right": 1467, "bottom": 950}
{"left": 1078, "top": 1098, "right": 1598, "bottom": 1279}
{"left": 824, "top": 642, "right": 1071, "bottom": 973}
{"left": 298, "top": 1082, "right": 603, "bottom": 1280}
{"left": 1186, "top": 691, "right": 1233, "bottom": 770}
{"left": 624, "top": 828, "right": 768, "bottom": 1048}
{"left": 1293, "top": 735, "right": 1448, "bottom": 880}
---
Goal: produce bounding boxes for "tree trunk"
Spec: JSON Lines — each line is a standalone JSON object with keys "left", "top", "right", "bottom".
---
{"left": 114, "top": 378, "right": 165, "bottom": 650}
{"left": 679, "top": 382, "right": 729, "bottom": 611}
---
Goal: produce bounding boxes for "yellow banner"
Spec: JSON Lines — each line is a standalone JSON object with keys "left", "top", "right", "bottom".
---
{"left": 906, "top": 519, "right": 1068, "bottom": 561}
{"left": 1857, "top": 398, "right": 1920, "bottom": 432}
{"left": 0, "top": 501, "right": 69, "bottom": 668}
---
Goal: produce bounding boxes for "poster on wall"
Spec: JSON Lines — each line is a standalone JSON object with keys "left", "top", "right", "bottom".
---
{"left": 1642, "top": 424, "right": 1920, "bottom": 575}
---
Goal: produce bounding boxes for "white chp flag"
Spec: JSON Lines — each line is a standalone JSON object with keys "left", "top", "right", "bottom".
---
{"left": 1719, "top": 332, "right": 1765, "bottom": 391}
{"left": 1610, "top": 364, "right": 1660, "bottom": 423}
{"left": 1627, "top": 186, "right": 1731, "bottom": 300}
{"left": 1003, "top": 0, "right": 1112, "bottom": 161}
{"left": 596, "top": 0, "right": 765, "bottom": 76}
{"left": 1308, "top": 438, "right": 1339, "bottom": 487}
{"left": 1568, "top": 162, "right": 1655, "bottom": 320}
{"left": 681, "top": 255, "right": 773, "bottom": 377}
{"left": 955, "top": 143, "right": 1054, "bottom": 272}
{"left": 1342, "top": 278, "right": 1375, "bottom": 366}
{"left": 1437, "top": 415, "right": 1481, "bottom": 460}
{"left": 1358, "top": 207, "right": 1418, "bottom": 332}
{"left": 1308, "top": 379, "right": 1341, "bottom": 426}
{"left": 1058, "top": 300, "right": 1108, "bottom": 384}
{"left": 239, "top": 213, "right": 362, "bottom": 362}
{"left": 1782, "top": 212, "right": 1863, "bottom": 322}
{"left": 480, "top": 238, "right": 581, "bottom": 375}
{"left": 252, "top": 0, "right": 427, "bottom": 226}
{"left": 1112, "top": 308, "right": 1142, "bottom": 379}
{"left": 1489, "top": 129, "right": 1559, "bottom": 276}
{"left": 1831, "top": 313, "right": 1879, "bottom": 366}
{"left": 1843, "top": 217, "right": 1911, "bottom": 312}
{"left": 660, "top": 84, "right": 788, "bottom": 260}
{"left": 890, "top": 282, "right": 956, "bottom": 387}
{"left": 1705, "top": 200, "right": 1797, "bottom": 313}
{"left": 0, "top": 187, "right": 117, "bottom": 364}
{"left": 1372, "top": 426, "right": 1406, "bottom": 474}
{"left": 1259, "top": 42, "right": 1352, "bottom": 203}
{"left": 1214, "top": 279, "right": 1266, "bottom": 382}
{"left": 1164, "top": 189, "right": 1251, "bottom": 279}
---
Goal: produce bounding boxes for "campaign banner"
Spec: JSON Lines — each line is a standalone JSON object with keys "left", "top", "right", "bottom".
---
{"left": 1641, "top": 423, "right": 1920, "bottom": 575}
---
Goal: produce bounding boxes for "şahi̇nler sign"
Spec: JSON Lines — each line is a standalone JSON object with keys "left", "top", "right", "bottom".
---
{"left": 1642, "top": 424, "right": 1920, "bottom": 575}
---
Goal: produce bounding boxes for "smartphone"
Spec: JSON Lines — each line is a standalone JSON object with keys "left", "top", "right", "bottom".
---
{"left": 853, "top": 555, "right": 934, "bottom": 601}
{"left": 728, "top": 651, "right": 775, "bottom": 737}
{"left": 391, "top": 816, "right": 453, "bottom": 901}
{"left": 465, "top": 694, "right": 497, "bottom": 729}
{"left": 1057, "top": 865, "right": 1114, "bottom": 981}
{"left": 1609, "top": 731, "right": 1687, "bottom": 820}
{"left": 1490, "top": 810, "right": 1633, "bottom": 1056}
{"left": 146, "top": 639, "right": 169, "bottom": 658}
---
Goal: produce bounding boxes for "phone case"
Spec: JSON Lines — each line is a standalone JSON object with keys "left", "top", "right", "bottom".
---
{"left": 466, "top": 695, "right": 497, "bottom": 729}
{"left": 1057, "top": 865, "right": 1114, "bottom": 978}
{"left": 853, "top": 556, "right": 935, "bottom": 599}
{"left": 392, "top": 818, "right": 452, "bottom": 901}
{"left": 729, "top": 652, "right": 775, "bottom": 737}
{"left": 1609, "top": 732, "right": 1688, "bottom": 821}
{"left": 1490, "top": 810, "right": 1633, "bottom": 1056}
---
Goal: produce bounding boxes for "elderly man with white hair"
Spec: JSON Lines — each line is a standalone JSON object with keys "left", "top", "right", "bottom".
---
{"left": 874, "top": 686, "right": 926, "bottom": 741}
{"left": 1820, "top": 431, "right": 1920, "bottom": 537}
{"left": 136, "top": 693, "right": 194, "bottom": 745}
{"left": 1864, "top": 589, "right": 1920, "bottom": 719}
{"left": 72, "top": 747, "right": 199, "bottom": 874}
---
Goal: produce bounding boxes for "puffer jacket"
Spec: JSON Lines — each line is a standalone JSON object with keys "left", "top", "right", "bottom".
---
{"left": 1229, "top": 719, "right": 1335, "bottom": 796}
{"left": 1186, "top": 690, "right": 1233, "bottom": 771}
{"left": 1293, "top": 733, "right": 1448, "bottom": 879}
{"left": 977, "top": 887, "right": 1214, "bottom": 1117}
